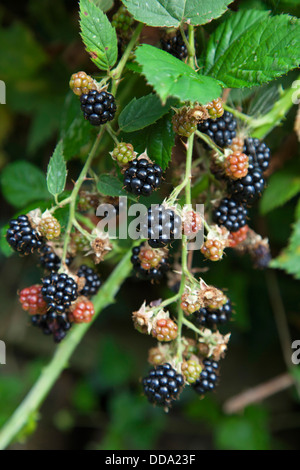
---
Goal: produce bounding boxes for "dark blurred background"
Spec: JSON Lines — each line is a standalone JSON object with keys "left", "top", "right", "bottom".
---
{"left": 0, "top": 0, "right": 300, "bottom": 450}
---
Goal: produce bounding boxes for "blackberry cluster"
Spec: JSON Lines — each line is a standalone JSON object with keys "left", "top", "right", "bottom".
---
{"left": 6, "top": 215, "right": 44, "bottom": 255}
{"left": 80, "top": 90, "right": 116, "bottom": 126}
{"left": 41, "top": 272, "right": 78, "bottom": 314}
{"left": 193, "top": 300, "right": 232, "bottom": 328}
{"left": 77, "top": 265, "right": 101, "bottom": 297}
{"left": 160, "top": 31, "right": 188, "bottom": 60}
{"left": 39, "top": 245, "right": 72, "bottom": 272}
{"left": 227, "top": 160, "right": 265, "bottom": 204}
{"left": 131, "top": 244, "right": 169, "bottom": 281}
{"left": 140, "top": 206, "right": 182, "bottom": 248}
{"left": 197, "top": 111, "right": 237, "bottom": 148}
{"left": 123, "top": 159, "right": 162, "bottom": 196}
{"left": 31, "top": 312, "right": 71, "bottom": 343}
{"left": 213, "top": 197, "right": 248, "bottom": 232}
{"left": 192, "top": 360, "right": 219, "bottom": 395}
{"left": 244, "top": 137, "right": 271, "bottom": 173}
{"left": 142, "top": 363, "right": 184, "bottom": 406}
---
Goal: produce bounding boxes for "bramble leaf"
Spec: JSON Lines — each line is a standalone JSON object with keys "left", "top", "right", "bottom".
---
{"left": 271, "top": 220, "right": 300, "bottom": 280}
{"left": 47, "top": 141, "right": 67, "bottom": 198}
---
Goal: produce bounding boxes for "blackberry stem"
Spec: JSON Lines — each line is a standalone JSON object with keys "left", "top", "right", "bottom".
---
{"left": 195, "top": 130, "right": 224, "bottom": 156}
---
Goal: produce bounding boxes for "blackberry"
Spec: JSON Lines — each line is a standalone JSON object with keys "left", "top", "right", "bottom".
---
{"left": 124, "top": 158, "right": 162, "bottom": 196}
{"left": 192, "top": 360, "right": 219, "bottom": 395}
{"left": 142, "top": 363, "right": 184, "bottom": 406}
{"left": 181, "top": 360, "right": 202, "bottom": 385}
{"left": 243, "top": 137, "right": 271, "bottom": 172}
{"left": 197, "top": 111, "right": 237, "bottom": 149}
{"left": 160, "top": 31, "right": 188, "bottom": 60}
{"left": 19, "top": 285, "right": 47, "bottom": 315}
{"left": 152, "top": 318, "right": 178, "bottom": 342}
{"left": 39, "top": 245, "right": 71, "bottom": 272}
{"left": 77, "top": 265, "right": 101, "bottom": 297}
{"left": 70, "top": 299, "right": 95, "bottom": 323}
{"left": 201, "top": 239, "right": 224, "bottom": 262}
{"left": 69, "top": 71, "right": 96, "bottom": 97}
{"left": 80, "top": 90, "right": 116, "bottom": 126}
{"left": 40, "top": 215, "right": 61, "bottom": 240}
{"left": 41, "top": 272, "right": 78, "bottom": 314}
{"left": 213, "top": 197, "right": 248, "bottom": 233}
{"left": 227, "top": 161, "right": 265, "bottom": 204}
{"left": 193, "top": 300, "right": 232, "bottom": 328}
{"left": 6, "top": 215, "right": 44, "bottom": 255}
{"left": 140, "top": 205, "right": 182, "bottom": 248}
{"left": 31, "top": 312, "right": 71, "bottom": 343}
{"left": 131, "top": 243, "right": 169, "bottom": 281}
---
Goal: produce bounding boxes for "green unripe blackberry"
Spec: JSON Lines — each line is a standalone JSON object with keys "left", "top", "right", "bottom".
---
{"left": 111, "top": 142, "right": 136, "bottom": 164}
{"left": 112, "top": 5, "right": 134, "bottom": 33}
{"left": 172, "top": 109, "right": 197, "bottom": 137}
{"left": 181, "top": 360, "right": 202, "bottom": 384}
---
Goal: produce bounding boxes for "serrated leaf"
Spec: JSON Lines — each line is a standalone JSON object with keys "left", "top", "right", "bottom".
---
{"left": 47, "top": 141, "right": 67, "bottom": 198}
{"left": 122, "top": 0, "right": 233, "bottom": 27}
{"left": 92, "top": 0, "right": 114, "bottom": 12}
{"left": 80, "top": 0, "right": 118, "bottom": 70}
{"left": 203, "top": 11, "right": 300, "bottom": 88}
{"left": 118, "top": 94, "right": 175, "bottom": 132}
{"left": 135, "top": 45, "right": 221, "bottom": 104}
{"left": 271, "top": 220, "right": 300, "bottom": 279}
{"left": 120, "top": 113, "right": 175, "bottom": 170}
{"left": 1, "top": 161, "right": 50, "bottom": 208}
{"left": 260, "top": 167, "right": 300, "bottom": 214}
{"left": 97, "top": 174, "right": 136, "bottom": 199}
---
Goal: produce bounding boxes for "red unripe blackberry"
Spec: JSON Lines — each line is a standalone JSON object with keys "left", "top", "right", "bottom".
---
{"left": 206, "top": 98, "right": 224, "bottom": 119}
{"left": 182, "top": 210, "right": 202, "bottom": 237}
{"left": 131, "top": 243, "right": 169, "bottom": 281}
{"left": 160, "top": 31, "right": 188, "bottom": 60}
{"left": 142, "top": 363, "right": 184, "bottom": 406}
{"left": 213, "top": 197, "right": 248, "bottom": 233}
{"left": 201, "top": 239, "right": 224, "bottom": 261}
{"left": 152, "top": 318, "right": 178, "bottom": 342}
{"left": 41, "top": 272, "right": 78, "bottom": 314}
{"left": 140, "top": 205, "right": 182, "bottom": 248}
{"left": 124, "top": 158, "right": 162, "bottom": 196}
{"left": 193, "top": 300, "right": 232, "bottom": 328}
{"left": 70, "top": 299, "right": 95, "bottom": 323}
{"left": 80, "top": 90, "right": 116, "bottom": 126}
{"left": 197, "top": 111, "right": 237, "bottom": 149}
{"left": 111, "top": 142, "right": 136, "bottom": 165}
{"left": 6, "top": 215, "right": 44, "bottom": 255}
{"left": 39, "top": 215, "right": 61, "bottom": 240}
{"left": 224, "top": 151, "right": 249, "bottom": 180}
{"left": 19, "top": 285, "right": 48, "bottom": 315}
{"left": 243, "top": 137, "right": 271, "bottom": 172}
{"left": 69, "top": 71, "right": 96, "bottom": 97}
{"left": 228, "top": 225, "right": 249, "bottom": 247}
{"left": 192, "top": 359, "right": 219, "bottom": 395}
{"left": 77, "top": 265, "right": 101, "bottom": 297}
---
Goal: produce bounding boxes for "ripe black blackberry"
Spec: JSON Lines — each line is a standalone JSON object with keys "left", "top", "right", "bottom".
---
{"left": 131, "top": 243, "right": 169, "bottom": 281}
{"left": 227, "top": 161, "right": 265, "bottom": 204}
{"left": 193, "top": 300, "right": 232, "bottom": 328}
{"left": 192, "top": 360, "right": 219, "bottom": 395}
{"left": 80, "top": 90, "right": 116, "bottom": 126}
{"left": 31, "top": 312, "right": 71, "bottom": 343}
{"left": 142, "top": 363, "right": 184, "bottom": 406}
{"left": 6, "top": 215, "right": 44, "bottom": 255}
{"left": 39, "top": 245, "right": 72, "bottom": 272}
{"left": 140, "top": 205, "right": 182, "bottom": 248}
{"left": 123, "top": 158, "right": 162, "bottom": 196}
{"left": 213, "top": 197, "right": 248, "bottom": 233}
{"left": 77, "top": 265, "right": 101, "bottom": 297}
{"left": 41, "top": 272, "right": 78, "bottom": 314}
{"left": 160, "top": 31, "right": 188, "bottom": 60}
{"left": 197, "top": 111, "right": 237, "bottom": 148}
{"left": 243, "top": 137, "right": 271, "bottom": 172}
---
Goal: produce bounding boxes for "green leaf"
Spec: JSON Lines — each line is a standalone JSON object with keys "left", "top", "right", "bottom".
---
{"left": 118, "top": 94, "right": 175, "bottom": 132}
{"left": 135, "top": 44, "right": 221, "bottom": 104}
{"left": 97, "top": 174, "right": 130, "bottom": 198}
{"left": 46, "top": 141, "right": 67, "bottom": 198}
{"left": 204, "top": 10, "right": 300, "bottom": 88}
{"left": 1, "top": 161, "right": 49, "bottom": 208}
{"left": 260, "top": 167, "right": 300, "bottom": 214}
{"left": 120, "top": 112, "right": 175, "bottom": 170}
{"left": 0, "top": 225, "right": 13, "bottom": 257}
{"left": 79, "top": 0, "right": 118, "bottom": 70}
{"left": 271, "top": 220, "right": 300, "bottom": 280}
{"left": 122, "top": 0, "right": 233, "bottom": 27}
{"left": 92, "top": 0, "right": 114, "bottom": 12}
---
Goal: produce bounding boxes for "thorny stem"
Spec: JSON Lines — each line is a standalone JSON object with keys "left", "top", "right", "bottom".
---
{"left": 0, "top": 252, "right": 133, "bottom": 450}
